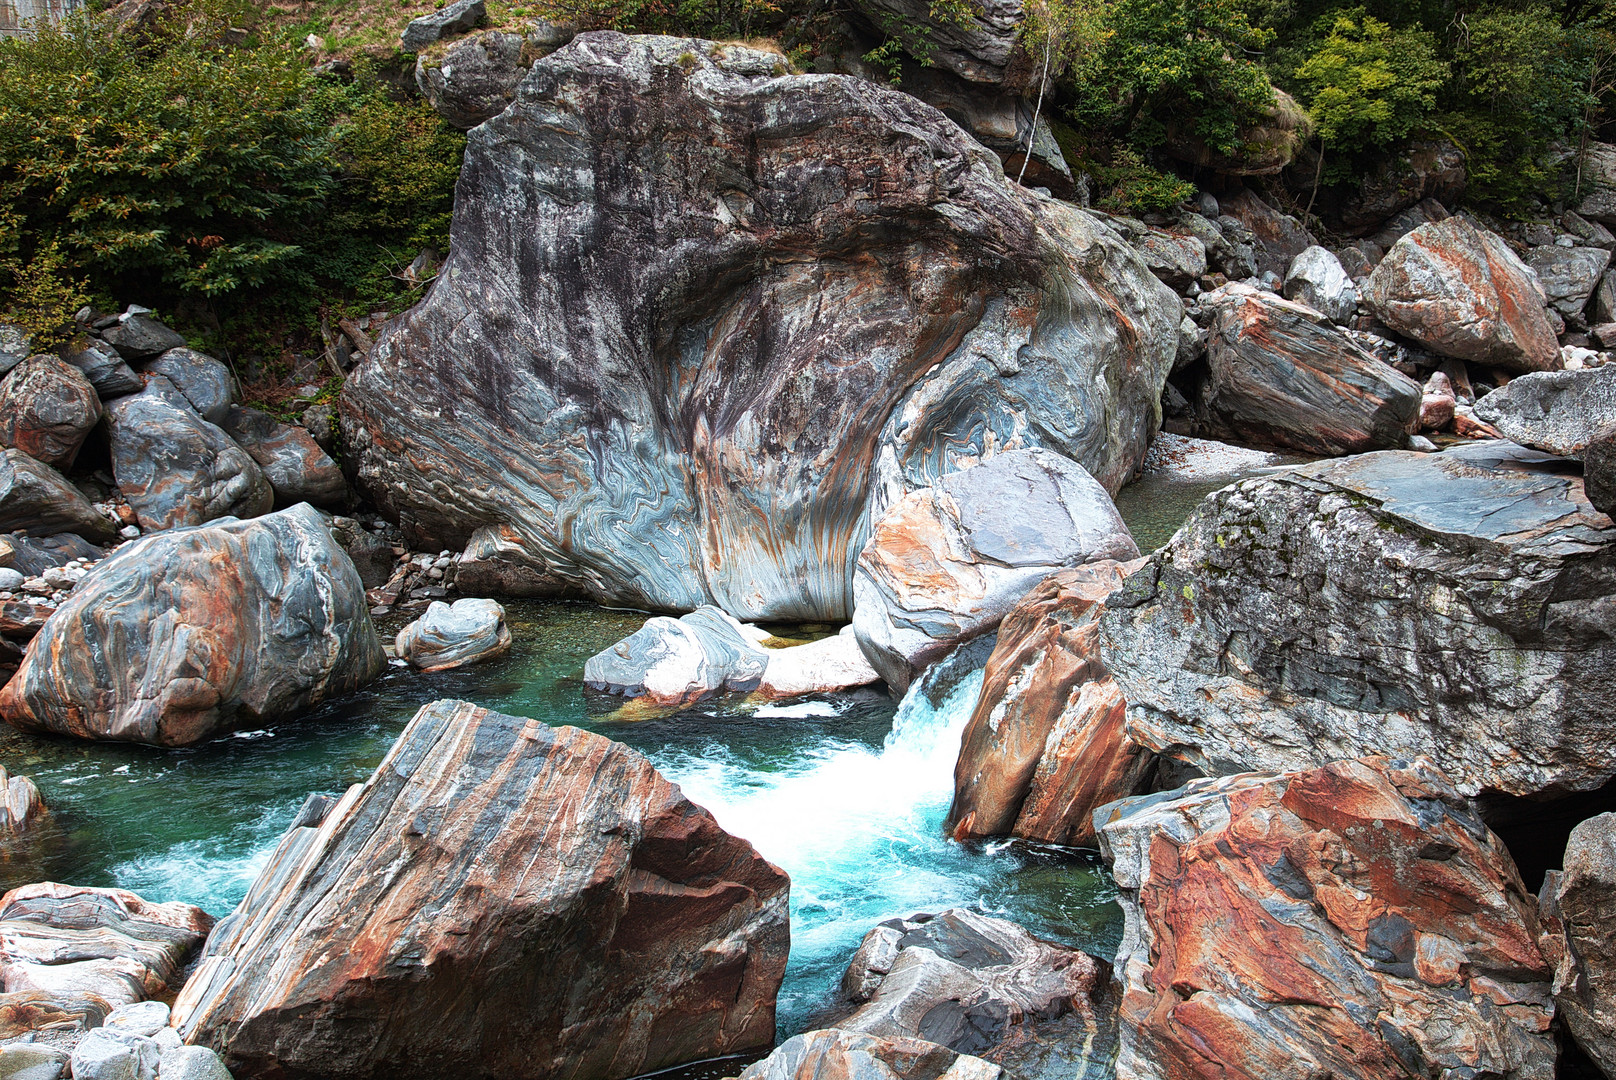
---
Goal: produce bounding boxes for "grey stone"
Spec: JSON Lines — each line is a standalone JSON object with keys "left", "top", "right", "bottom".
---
{"left": 1538, "top": 812, "right": 1616, "bottom": 1076}
{"left": 585, "top": 606, "right": 767, "bottom": 704}
{"left": 218, "top": 407, "right": 344, "bottom": 509}
{"left": 69, "top": 1029, "right": 158, "bottom": 1080}
{"left": 395, "top": 597, "right": 511, "bottom": 672}
{"left": 0, "top": 569, "right": 20, "bottom": 591}
{"left": 415, "top": 30, "right": 528, "bottom": 130}
{"left": 98, "top": 317, "right": 184, "bottom": 362}
{"left": 0, "top": 450, "right": 115, "bottom": 543}
{"left": 153, "top": 1046, "right": 230, "bottom": 1080}
{"left": 399, "top": 0, "right": 484, "bottom": 51}
{"left": 1594, "top": 270, "right": 1616, "bottom": 327}
{"left": 102, "top": 1001, "right": 169, "bottom": 1038}
{"left": 0, "top": 1043, "right": 67, "bottom": 1080}
{"left": 57, "top": 341, "right": 140, "bottom": 400}
{"left": 452, "top": 524, "right": 571, "bottom": 598}
{"left": 848, "top": 0, "right": 1022, "bottom": 87}
{"left": 1587, "top": 426, "right": 1616, "bottom": 517}
{"left": 1527, "top": 244, "right": 1612, "bottom": 324}
{"left": 1565, "top": 210, "right": 1616, "bottom": 248}
{"left": 0, "top": 532, "right": 101, "bottom": 577}
{"left": 137, "top": 349, "right": 234, "bottom": 425}
{"left": 1472, "top": 367, "right": 1616, "bottom": 457}
{"left": 1282, "top": 245, "right": 1356, "bottom": 324}
{"left": 1136, "top": 229, "right": 1206, "bottom": 291}
{"left": 1339, "top": 140, "right": 1467, "bottom": 232}
{"left": 0, "top": 326, "right": 30, "bottom": 378}
{"left": 327, "top": 519, "right": 393, "bottom": 590}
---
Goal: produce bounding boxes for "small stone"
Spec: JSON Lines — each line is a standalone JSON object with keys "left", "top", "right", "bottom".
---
{"left": 119, "top": 525, "right": 140, "bottom": 540}
{"left": 103, "top": 1000, "right": 169, "bottom": 1038}
{"left": 152, "top": 1046, "right": 230, "bottom": 1080}
{"left": 0, "top": 569, "right": 20, "bottom": 591}
{"left": 149, "top": 1029, "right": 182, "bottom": 1055}
{"left": 69, "top": 1028, "right": 159, "bottom": 1080}
{"left": 1408, "top": 435, "right": 1438, "bottom": 451}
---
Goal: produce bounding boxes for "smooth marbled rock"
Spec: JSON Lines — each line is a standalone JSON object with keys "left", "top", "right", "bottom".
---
{"left": 0, "top": 533, "right": 100, "bottom": 578}
{"left": 1282, "top": 245, "right": 1356, "bottom": 324}
{"left": 97, "top": 317, "right": 183, "bottom": 362}
{"left": 394, "top": 597, "right": 511, "bottom": 671}
{"left": 0, "top": 883, "right": 211, "bottom": 1038}
{"left": 741, "top": 1030, "right": 1001, "bottom": 1080}
{"left": 1096, "top": 757, "right": 1554, "bottom": 1080}
{"left": 948, "top": 560, "right": 1150, "bottom": 848}
{"left": 0, "top": 504, "right": 385, "bottom": 746}
{"left": 1100, "top": 442, "right": 1616, "bottom": 798}
{"left": 106, "top": 380, "right": 272, "bottom": 532}
{"left": 341, "top": 33, "right": 1180, "bottom": 623}
{"left": 853, "top": 449, "right": 1138, "bottom": 693}
{"left": 1363, "top": 217, "right": 1560, "bottom": 372}
{"left": 0, "top": 451, "right": 114, "bottom": 543}
{"left": 173, "top": 699, "right": 789, "bottom": 1080}
{"left": 0, "top": 357, "right": 100, "bottom": 471}
{"left": 218, "top": 406, "right": 344, "bottom": 508}
{"left": 832, "top": 910, "right": 1112, "bottom": 1080}
{"left": 1538, "top": 812, "right": 1616, "bottom": 1076}
{"left": 586, "top": 606, "right": 769, "bottom": 705}
{"left": 0, "top": 1043, "right": 67, "bottom": 1080}
{"left": 1472, "top": 366, "right": 1616, "bottom": 457}
{"left": 1528, "top": 243, "right": 1611, "bottom": 323}
{"left": 399, "top": 0, "right": 484, "bottom": 50}
{"left": 138, "top": 349, "right": 234, "bottom": 425}
{"left": 760, "top": 625, "right": 882, "bottom": 698}
{"left": 58, "top": 340, "right": 140, "bottom": 400}
{"left": 1187, "top": 283, "right": 1420, "bottom": 454}
{"left": 103, "top": 1000, "right": 169, "bottom": 1038}
{"left": 0, "top": 766, "right": 44, "bottom": 834}
{"left": 848, "top": 0, "right": 1024, "bottom": 87}
{"left": 153, "top": 1046, "right": 230, "bottom": 1080}
{"left": 452, "top": 523, "right": 572, "bottom": 597}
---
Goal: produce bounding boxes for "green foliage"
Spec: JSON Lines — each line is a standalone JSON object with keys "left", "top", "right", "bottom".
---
{"left": 1295, "top": 9, "right": 1445, "bottom": 150}
{"left": 0, "top": 241, "right": 90, "bottom": 349}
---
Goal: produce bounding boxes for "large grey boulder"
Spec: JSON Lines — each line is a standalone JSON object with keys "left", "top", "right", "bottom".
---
{"left": 0, "top": 503, "right": 385, "bottom": 746}
{"left": 394, "top": 597, "right": 511, "bottom": 672}
{"left": 1528, "top": 244, "right": 1612, "bottom": 325}
{"left": 1100, "top": 442, "right": 1616, "bottom": 799}
{"left": 0, "top": 449, "right": 115, "bottom": 543}
{"left": 399, "top": 0, "right": 484, "bottom": 51}
{"left": 341, "top": 33, "right": 1180, "bottom": 623}
{"left": 58, "top": 340, "right": 140, "bottom": 399}
{"left": 219, "top": 406, "right": 344, "bottom": 508}
{"left": 1472, "top": 366, "right": 1616, "bottom": 458}
{"left": 138, "top": 348, "right": 234, "bottom": 425}
{"left": 1538, "top": 812, "right": 1616, "bottom": 1076}
{"left": 97, "top": 315, "right": 184, "bottom": 361}
{"left": 1220, "top": 188, "right": 1317, "bottom": 280}
{"left": 0, "top": 356, "right": 100, "bottom": 471}
{"left": 585, "top": 605, "right": 768, "bottom": 705}
{"left": 70, "top": 1029, "right": 159, "bottom": 1080}
{"left": 848, "top": 0, "right": 1024, "bottom": 87}
{"left": 1282, "top": 245, "right": 1356, "bottom": 324}
{"left": 853, "top": 449, "right": 1138, "bottom": 692}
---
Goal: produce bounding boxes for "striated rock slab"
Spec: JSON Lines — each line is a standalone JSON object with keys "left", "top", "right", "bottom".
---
{"left": 1100, "top": 442, "right": 1616, "bottom": 798}
{"left": 0, "top": 450, "right": 115, "bottom": 543}
{"left": 107, "top": 379, "right": 272, "bottom": 532}
{"left": 395, "top": 597, "right": 511, "bottom": 671}
{"left": 0, "top": 504, "right": 385, "bottom": 746}
{"left": 741, "top": 1029, "right": 1001, "bottom": 1080}
{"left": 1219, "top": 188, "right": 1317, "bottom": 280}
{"left": 1473, "top": 366, "right": 1616, "bottom": 458}
{"left": 341, "top": 33, "right": 1180, "bottom": 622}
{"left": 453, "top": 523, "right": 574, "bottom": 597}
{"left": 586, "top": 606, "right": 769, "bottom": 705}
{"left": 0, "top": 765, "right": 44, "bottom": 834}
{"left": 1589, "top": 425, "right": 1616, "bottom": 517}
{"left": 0, "top": 357, "right": 100, "bottom": 471}
{"left": 220, "top": 406, "right": 345, "bottom": 508}
{"left": 1362, "top": 217, "right": 1560, "bottom": 372}
{"left": 853, "top": 449, "right": 1137, "bottom": 693}
{"left": 173, "top": 698, "right": 790, "bottom": 1080}
{"left": 138, "top": 349, "right": 234, "bottom": 425}
{"left": 0, "top": 883, "right": 212, "bottom": 1038}
{"left": 1095, "top": 757, "right": 1555, "bottom": 1080}
{"left": 1538, "top": 812, "right": 1616, "bottom": 1076}
{"left": 1187, "top": 282, "right": 1420, "bottom": 455}
{"left": 948, "top": 560, "right": 1148, "bottom": 847}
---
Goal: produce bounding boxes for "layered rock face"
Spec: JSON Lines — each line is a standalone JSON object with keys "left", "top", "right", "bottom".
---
{"left": 0, "top": 356, "right": 100, "bottom": 471}
{"left": 853, "top": 449, "right": 1138, "bottom": 691}
{"left": 1101, "top": 442, "right": 1616, "bottom": 798}
{"left": 741, "top": 1030, "right": 1002, "bottom": 1080}
{"left": 174, "top": 699, "right": 790, "bottom": 1080}
{"left": 0, "top": 504, "right": 385, "bottom": 746}
{"left": 1473, "top": 366, "right": 1616, "bottom": 457}
{"left": 0, "top": 765, "right": 44, "bottom": 834}
{"left": 1095, "top": 757, "right": 1555, "bottom": 1080}
{"left": 1538, "top": 812, "right": 1616, "bottom": 1075}
{"left": 341, "top": 33, "right": 1179, "bottom": 622}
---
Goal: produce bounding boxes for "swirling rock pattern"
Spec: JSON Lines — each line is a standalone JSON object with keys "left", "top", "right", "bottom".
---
{"left": 394, "top": 597, "right": 511, "bottom": 671}
{"left": 0, "top": 357, "right": 101, "bottom": 471}
{"left": 1537, "top": 812, "right": 1616, "bottom": 1075}
{"left": 586, "top": 605, "right": 770, "bottom": 705}
{"left": 1095, "top": 757, "right": 1555, "bottom": 1080}
{"left": 220, "top": 406, "right": 345, "bottom": 508}
{"left": 173, "top": 698, "right": 790, "bottom": 1080}
{"left": 741, "top": 1030, "right": 1001, "bottom": 1080}
{"left": 0, "top": 450, "right": 115, "bottom": 543}
{"left": 341, "top": 33, "right": 1180, "bottom": 622}
{"left": 0, "top": 503, "right": 386, "bottom": 746}
{"left": 1100, "top": 441, "right": 1616, "bottom": 798}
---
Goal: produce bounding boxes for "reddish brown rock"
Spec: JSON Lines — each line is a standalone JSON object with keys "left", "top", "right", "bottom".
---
{"left": 1419, "top": 369, "right": 1457, "bottom": 430}
{"left": 0, "top": 356, "right": 101, "bottom": 471}
{"left": 0, "top": 765, "right": 44, "bottom": 834}
{"left": 1012, "top": 680, "right": 1150, "bottom": 849}
{"left": 0, "top": 600, "right": 53, "bottom": 642}
{"left": 1095, "top": 757, "right": 1555, "bottom": 1080}
{"left": 174, "top": 698, "right": 790, "bottom": 1080}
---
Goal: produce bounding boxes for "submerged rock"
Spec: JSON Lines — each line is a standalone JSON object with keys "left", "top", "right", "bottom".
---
{"left": 1472, "top": 366, "right": 1616, "bottom": 457}
{"left": 760, "top": 625, "right": 882, "bottom": 698}
{"left": 853, "top": 449, "right": 1138, "bottom": 693}
{"left": 0, "top": 450, "right": 115, "bottom": 543}
{"left": 0, "top": 504, "right": 385, "bottom": 746}
{"left": 741, "top": 1029, "right": 1001, "bottom": 1080}
{"left": 1101, "top": 442, "right": 1616, "bottom": 798}
{"left": 174, "top": 698, "right": 789, "bottom": 1080}
{"left": 1538, "top": 812, "right": 1616, "bottom": 1076}
{"left": 0, "top": 356, "right": 100, "bottom": 471}
{"left": 341, "top": 33, "right": 1179, "bottom": 622}
{"left": 586, "top": 606, "right": 769, "bottom": 705}
{"left": 1095, "top": 757, "right": 1554, "bottom": 1080}
{"left": 394, "top": 597, "right": 511, "bottom": 671}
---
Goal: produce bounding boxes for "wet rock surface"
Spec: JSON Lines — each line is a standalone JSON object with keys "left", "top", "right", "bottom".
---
{"left": 0, "top": 357, "right": 100, "bottom": 472}
{"left": 586, "top": 606, "right": 770, "bottom": 705}
{"left": 394, "top": 597, "right": 511, "bottom": 671}
{"left": 740, "top": 1029, "right": 1001, "bottom": 1080}
{"left": 1095, "top": 757, "right": 1555, "bottom": 1080}
{"left": 0, "top": 766, "right": 44, "bottom": 834}
{"left": 173, "top": 698, "right": 790, "bottom": 1080}
{"left": 1538, "top": 812, "right": 1616, "bottom": 1076}
{"left": 1473, "top": 366, "right": 1616, "bottom": 457}
{"left": 0, "top": 504, "right": 385, "bottom": 746}
{"left": 1101, "top": 442, "right": 1616, "bottom": 798}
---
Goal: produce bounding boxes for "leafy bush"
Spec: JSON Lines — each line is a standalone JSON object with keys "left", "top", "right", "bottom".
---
{"left": 1296, "top": 9, "right": 1446, "bottom": 151}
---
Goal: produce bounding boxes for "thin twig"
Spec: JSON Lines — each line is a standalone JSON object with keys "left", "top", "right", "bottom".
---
{"left": 1017, "top": 10, "right": 1055, "bottom": 187}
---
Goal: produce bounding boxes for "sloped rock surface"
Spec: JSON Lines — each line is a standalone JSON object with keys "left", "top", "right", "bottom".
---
{"left": 1473, "top": 366, "right": 1616, "bottom": 457}
{"left": 1538, "top": 812, "right": 1616, "bottom": 1076}
{"left": 1362, "top": 217, "right": 1560, "bottom": 372}
{"left": 58, "top": 340, "right": 140, "bottom": 400}
{"left": 759, "top": 625, "right": 882, "bottom": 698}
{"left": 394, "top": 597, "right": 511, "bottom": 671}
{"left": 1219, "top": 188, "right": 1316, "bottom": 280}
{"left": 341, "top": 33, "right": 1179, "bottom": 622}
{"left": 219, "top": 406, "right": 345, "bottom": 508}
{"left": 1095, "top": 757, "right": 1555, "bottom": 1080}
{"left": 173, "top": 698, "right": 790, "bottom": 1080}
{"left": 741, "top": 1029, "right": 1001, "bottom": 1080}
{"left": 586, "top": 605, "right": 770, "bottom": 705}
{"left": 0, "top": 504, "right": 385, "bottom": 746}
{"left": 0, "top": 357, "right": 100, "bottom": 471}
{"left": 0, "top": 451, "right": 114, "bottom": 543}
{"left": 1100, "top": 442, "right": 1616, "bottom": 798}
{"left": 848, "top": 0, "right": 1025, "bottom": 87}
{"left": 853, "top": 449, "right": 1138, "bottom": 693}
{"left": 98, "top": 316, "right": 183, "bottom": 362}
{"left": 400, "top": 0, "right": 483, "bottom": 50}
{"left": 0, "top": 532, "right": 100, "bottom": 577}
{"left": 138, "top": 349, "right": 234, "bottom": 425}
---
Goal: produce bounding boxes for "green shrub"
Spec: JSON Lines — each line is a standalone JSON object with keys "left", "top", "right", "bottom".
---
{"left": 1296, "top": 9, "right": 1446, "bottom": 151}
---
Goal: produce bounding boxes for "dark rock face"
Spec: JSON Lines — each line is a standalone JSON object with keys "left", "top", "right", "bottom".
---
{"left": 139, "top": 348, "right": 235, "bottom": 425}
{"left": 341, "top": 33, "right": 1180, "bottom": 622}
{"left": 1095, "top": 757, "right": 1555, "bottom": 1080}
{"left": 833, "top": 910, "right": 1113, "bottom": 1080}
{"left": 415, "top": 30, "right": 529, "bottom": 129}
{"left": 1187, "top": 283, "right": 1420, "bottom": 455}
{"left": 1101, "top": 442, "right": 1616, "bottom": 799}
{"left": 1538, "top": 812, "right": 1616, "bottom": 1076}
{"left": 173, "top": 698, "right": 790, "bottom": 1080}
{"left": 0, "top": 357, "right": 101, "bottom": 471}
{"left": 1529, "top": 245, "right": 1612, "bottom": 325}
{"left": 58, "top": 340, "right": 141, "bottom": 400}
{"left": 399, "top": 0, "right": 485, "bottom": 51}
{"left": 219, "top": 406, "right": 345, "bottom": 508}
{"left": 0, "top": 504, "right": 385, "bottom": 746}
{"left": 893, "top": 67, "right": 1073, "bottom": 197}
{"left": 106, "top": 380, "right": 272, "bottom": 531}
{"left": 1588, "top": 425, "right": 1616, "bottom": 517}
{"left": 852, "top": 449, "right": 1139, "bottom": 693}
{"left": 1338, "top": 139, "right": 1467, "bottom": 232}
{"left": 1472, "top": 367, "right": 1616, "bottom": 458}
{"left": 741, "top": 1030, "right": 1002, "bottom": 1080}
{"left": 848, "top": 0, "right": 1025, "bottom": 87}
{"left": 1219, "top": 188, "right": 1316, "bottom": 280}
{"left": 0, "top": 532, "right": 102, "bottom": 577}
{"left": 98, "top": 316, "right": 184, "bottom": 361}
{"left": 0, "top": 450, "right": 115, "bottom": 543}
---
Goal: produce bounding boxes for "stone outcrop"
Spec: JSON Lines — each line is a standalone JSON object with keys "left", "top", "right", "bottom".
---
{"left": 1528, "top": 244, "right": 1611, "bottom": 325}
{"left": 106, "top": 379, "right": 272, "bottom": 531}
{"left": 0, "top": 450, "right": 115, "bottom": 543}
{"left": 1101, "top": 442, "right": 1616, "bottom": 798}
{"left": 452, "top": 523, "right": 573, "bottom": 597}
{"left": 341, "top": 33, "right": 1180, "bottom": 622}
{"left": 1472, "top": 366, "right": 1616, "bottom": 457}
{"left": 1186, "top": 283, "right": 1420, "bottom": 455}
{"left": 741, "top": 1030, "right": 1001, "bottom": 1080}
{"left": 399, "top": 0, "right": 483, "bottom": 50}
{"left": 0, "top": 883, "right": 212, "bottom": 1038}
{"left": 1337, "top": 139, "right": 1467, "bottom": 232}
{"left": 138, "top": 349, "right": 234, "bottom": 425}
{"left": 0, "top": 503, "right": 385, "bottom": 746}
{"left": 1362, "top": 217, "right": 1560, "bottom": 372}
{"left": 834, "top": 909, "right": 1112, "bottom": 1079}
{"left": 0, "top": 766, "right": 44, "bottom": 834}
{"left": 948, "top": 560, "right": 1150, "bottom": 848}
{"left": 853, "top": 449, "right": 1138, "bottom": 692}
{"left": 394, "top": 597, "right": 511, "bottom": 671}
{"left": 219, "top": 406, "right": 345, "bottom": 508}
{"left": 413, "top": 28, "right": 570, "bottom": 129}
{"left": 0, "top": 357, "right": 100, "bottom": 471}
{"left": 173, "top": 698, "right": 790, "bottom": 1080}
{"left": 848, "top": 0, "right": 1025, "bottom": 88}
{"left": 58, "top": 339, "right": 141, "bottom": 400}
{"left": 1537, "top": 812, "right": 1616, "bottom": 1076}
{"left": 1219, "top": 188, "right": 1317, "bottom": 280}
{"left": 1095, "top": 757, "right": 1555, "bottom": 1080}
{"left": 1282, "top": 245, "right": 1355, "bottom": 324}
